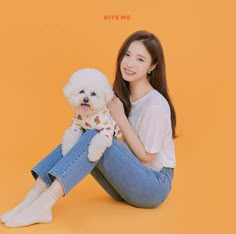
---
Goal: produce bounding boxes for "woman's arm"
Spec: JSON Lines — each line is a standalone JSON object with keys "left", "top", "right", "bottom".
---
{"left": 107, "top": 96, "right": 155, "bottom": 164}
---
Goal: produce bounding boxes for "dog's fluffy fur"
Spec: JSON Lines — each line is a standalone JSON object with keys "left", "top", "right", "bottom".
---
{"left": 62, "top": 68, "right": 122, "bottom": 162}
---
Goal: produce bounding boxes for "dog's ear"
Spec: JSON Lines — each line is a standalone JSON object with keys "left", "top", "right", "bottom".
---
{"left": 63, "top": 83, "right": 73, "bottom": 98}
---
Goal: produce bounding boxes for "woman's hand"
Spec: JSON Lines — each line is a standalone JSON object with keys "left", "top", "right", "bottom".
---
{"left": 107, "top": 96, "right": 155, "bottom": 164}
{"left": 107, "top": 95, "right": 126, "bottom": 122}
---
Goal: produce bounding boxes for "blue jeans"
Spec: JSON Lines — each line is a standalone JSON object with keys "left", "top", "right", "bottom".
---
{"left": 31, "top": 130, "right": 174, "bottom": 208}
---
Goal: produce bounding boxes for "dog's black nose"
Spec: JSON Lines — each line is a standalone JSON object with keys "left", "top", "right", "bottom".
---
{"left": 83, "top": 97, "right": 89, "bottom": 103}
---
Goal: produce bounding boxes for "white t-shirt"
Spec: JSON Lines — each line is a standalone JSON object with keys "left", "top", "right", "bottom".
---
{"left": 128, "top": 90, "right": 176, "bottom": 171}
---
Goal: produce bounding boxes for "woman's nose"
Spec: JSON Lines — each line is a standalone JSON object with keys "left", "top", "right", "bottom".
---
{"left": 126, "top": 57, "right": 135, "bottom": 67}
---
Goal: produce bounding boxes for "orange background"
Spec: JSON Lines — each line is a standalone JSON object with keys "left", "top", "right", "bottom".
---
{"left": 0, "top": 0, "right": 235, "bottom": 233}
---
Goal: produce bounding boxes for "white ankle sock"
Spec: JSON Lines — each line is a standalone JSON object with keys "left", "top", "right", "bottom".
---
{"left": 0, "top": 179, "right": 47, "bottom": 224}
{"left": 1, "top": 190, "right": 41, "bottom": 224}
{"left": 5, "top": 190, "right": 58, "bottom": 228}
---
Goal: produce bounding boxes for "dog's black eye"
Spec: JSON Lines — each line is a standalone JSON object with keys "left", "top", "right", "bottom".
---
{"left": 79, "top": 90, "right": 85, "bottom": 94}
{"left": 91, "top": 92, "right": 96, "bottom": 96}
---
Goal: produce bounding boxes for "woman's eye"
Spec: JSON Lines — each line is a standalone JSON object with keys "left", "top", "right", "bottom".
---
{"left": 137, "top": 58, "right": 144, "bottom": 62}
{"left": 125, "top": 52, "right": 130, "bottom": 57}
{"left": 79, "top": 90, "right": 85, "bottom": 94}
{"left": 91, "top": 92, "right": 96, "bottom": 96}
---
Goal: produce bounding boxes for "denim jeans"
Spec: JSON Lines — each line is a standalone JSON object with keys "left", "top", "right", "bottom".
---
{"left": 31, "top": 130, "right": 174, "bottom": 208}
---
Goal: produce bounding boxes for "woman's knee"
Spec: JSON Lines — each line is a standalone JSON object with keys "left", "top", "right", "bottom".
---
{"left": 125, "top": 196, "right": 161, "bottom": 209}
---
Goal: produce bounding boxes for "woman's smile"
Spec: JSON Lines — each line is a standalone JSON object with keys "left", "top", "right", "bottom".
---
{"left": 124, "top": 68, "right": 136, "bottom": 75}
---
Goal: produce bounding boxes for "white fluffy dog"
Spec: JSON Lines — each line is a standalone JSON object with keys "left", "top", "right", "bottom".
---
{"left": 62, "top": 68, "right": 122, "bottom": 162}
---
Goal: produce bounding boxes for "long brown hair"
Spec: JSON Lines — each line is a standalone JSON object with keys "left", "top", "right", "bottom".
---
{"left": 113, "top": 30, "right": 177, "bottom": 139}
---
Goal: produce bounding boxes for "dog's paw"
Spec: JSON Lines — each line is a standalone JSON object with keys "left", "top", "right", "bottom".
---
{"left": 61, "top": 127, "right": 83, "bottom": 156}
{"left": 61, "top": 144, "right": 73, "bottom": 156}
{"left": 61, "top": 145, "right": 69, "bottom": 156}
{"left": 88, "top": 133, "right": 112, "bottom": 162}
{"left": 88, "top": 148, "right": 102, "bottom": 162}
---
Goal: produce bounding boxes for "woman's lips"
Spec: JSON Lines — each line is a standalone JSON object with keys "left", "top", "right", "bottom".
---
{"left": 124, "top": 68, "right": 135, "bottom": 75}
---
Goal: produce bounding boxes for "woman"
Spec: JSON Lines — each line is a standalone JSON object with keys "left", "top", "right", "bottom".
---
{"left": 0, "top": 30, "right": 177, "bottom": 227}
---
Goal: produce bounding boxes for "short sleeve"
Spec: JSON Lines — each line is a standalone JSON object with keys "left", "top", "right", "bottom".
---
{"left": 138, "top": 106, "right": 170, "bottom": 154}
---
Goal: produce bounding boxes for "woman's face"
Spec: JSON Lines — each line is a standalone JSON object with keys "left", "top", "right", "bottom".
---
{"left": 120, "top": 40, "right": 155, "bottom": 83}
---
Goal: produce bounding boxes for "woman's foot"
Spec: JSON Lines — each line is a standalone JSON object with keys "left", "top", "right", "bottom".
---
{"left": 5, "top": 190, "right": 57, "bottom": 228}
{"left": 0, "top": 178, "right": 47, "bottom": 224}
